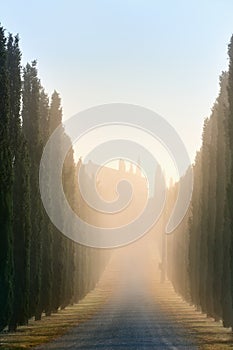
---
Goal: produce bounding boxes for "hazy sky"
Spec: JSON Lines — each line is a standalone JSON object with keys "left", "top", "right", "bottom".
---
{"left": 1, "top": 0, "right": 233, "bottom": 162}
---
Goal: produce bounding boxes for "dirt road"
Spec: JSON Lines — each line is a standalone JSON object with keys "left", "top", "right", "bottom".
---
{"left": 35, "top": 243, "right": 196, "bottom": 349}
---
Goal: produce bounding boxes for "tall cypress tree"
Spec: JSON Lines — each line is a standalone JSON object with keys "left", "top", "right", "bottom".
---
{"left": 73, "top": 159, "right": 83, "bottom": 304}
{"left": 61, "top": 139, "right": 76, "bottom": 308}
{"left": 7, "top": 33, "right": 31, "bottom": 331}
{"left": 22, "top": 61, "right": 42, "bottom": 320}
{"left": 223, "top": 35, "right": 233, "bottom": 328}
{"left": 212, "top": 73, "right": 229, "bottom": 322}
{"left": 37, "top": 88, "right": 53, "bottom": 317}
{"left": 188, "top": 150, "right": 202, "bottom": 309}
{"left": 9, "top": 140, "right": 31, "bottom": 330}
{"left": 49, "top": 91, "right": 66, "bottom": 312}
{"left": 205, "top": 111, "right": 217, "bottom": 318}
{"left": 167, "top": 58, "right": 233, "bottom": 328}
{"left": 0, "top": 25, "right": 14, "bottom": 331}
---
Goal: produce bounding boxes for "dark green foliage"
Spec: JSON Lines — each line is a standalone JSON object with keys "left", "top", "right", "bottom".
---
{"left": 0, "top": 24, "right": 14, "bottom": 332}
{"left": 37, "top": 88, "right": 53, "bottom": 317}
{"left": 7, "top": 34, "right": 21, "bottom": 148}
{"left": 9, "top": 139, "right": 31, "bottom": 330}
{"left": 0, "top": 23, "right": 108, "bottom": 332}
{"left": 7, "top": 33, "right": 31, "bottom": 331}
{"left": 199, "top": 117, "right": 212, "bottom": 315}
{"left": 167, "top": 44, "right": 233, "bottom": 329}
{"left": 61, "top": 141, "right": 76, "bottom": 308}
{"left": 22, "top": 61, "right": 42, "bottom": 320}
{"left": 213, "top": 73, "right": 228, "bottom": 322}
{"left": 188, "top": 151, "right": 202, "bottom": 309}
{"left": 49, "top": 91, "right": 66, "bottom": 312}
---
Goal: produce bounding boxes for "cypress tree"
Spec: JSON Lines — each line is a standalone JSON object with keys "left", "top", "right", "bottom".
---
{"left": 212, "top": 73, "right": 228, "bottom": 321}
{"left": 73, "top": 159, "right": 83, "bottom": 303}
{"left": 61, "top": 139, "right": 76, "bottom": 309}
{"left": 164, "top": 36, "right": 233, "bottom": 329}
{"left": 222, "top": 35, "right": 233, "bottom": 328}
{"left": 7, "top": 33, "right": 31, "bottom": 331}
{"left": 168, "top": 66, "right": 233, "bottom": 327}
{"left": 49, "top": 91, "right": 65, "bottom": 312}
{"left": 198, "top": 118, "right": 211, "bottom": 314}
{"left": 205, "top": 112, "right": 217, "bottom": 318}
{"left": 37, "top": 88, "right": 53, "bottom": 317}
{"left": 9, "top": 140, "right": 31, "bottom": 330}
{"left": 22, "top": 61, "right": 42, "bottom": 320}
{"left": 0, "top": 25, "right": 14, "bottom": 331}
{"left": 188, "top": 151, "right": 202, "bottom": 309}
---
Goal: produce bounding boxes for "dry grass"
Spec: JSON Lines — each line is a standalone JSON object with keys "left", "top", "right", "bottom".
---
{"left": 0, "top": 265, "right": 116, "bottom": 350}
{"left": 150, "top": 277, "right": 233, "bottom": 349}
{"left": 1, "top": 253, "right": 233, "bottom": 349}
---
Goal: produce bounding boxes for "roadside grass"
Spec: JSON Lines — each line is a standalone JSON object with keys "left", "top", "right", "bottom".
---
{"left": 0, "top": 266, "right": 115, "bottom": 350}
{"left": 151, "top": 277, "right": 233, "bottom": 349}
{"left": 1, "top": 252, "right": 232, "bottom": 350}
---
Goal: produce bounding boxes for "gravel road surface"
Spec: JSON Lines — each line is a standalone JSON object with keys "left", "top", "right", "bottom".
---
{"left": 35, "top": 244, "right": 197, "bottom": 349}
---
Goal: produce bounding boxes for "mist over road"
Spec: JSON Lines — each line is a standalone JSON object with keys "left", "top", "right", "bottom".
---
{"left": 35, "top": 242, "right": 196, "bottom": 350}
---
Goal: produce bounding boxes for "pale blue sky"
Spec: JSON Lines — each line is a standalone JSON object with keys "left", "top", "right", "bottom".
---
{"left": 1, "top": 0, "right": 233, "bottom": 161}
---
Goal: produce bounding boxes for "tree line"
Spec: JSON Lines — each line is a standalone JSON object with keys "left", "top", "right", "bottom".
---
{"left": 167, "top": 35, "right": 233, "bottom": 329}
{"left": 0, "top": 24, "right": 106, "bottom": 332}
